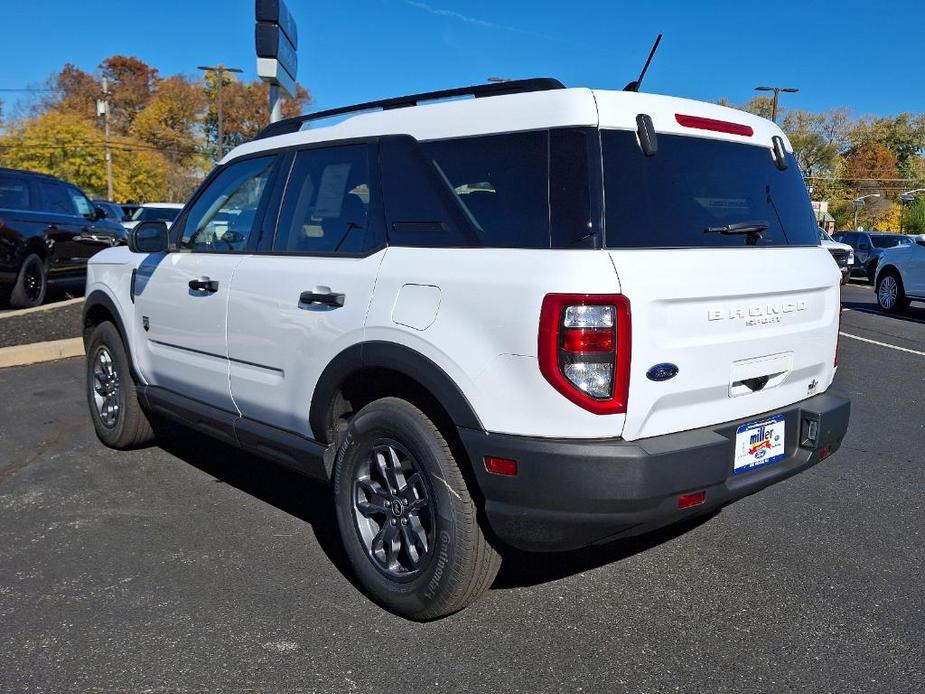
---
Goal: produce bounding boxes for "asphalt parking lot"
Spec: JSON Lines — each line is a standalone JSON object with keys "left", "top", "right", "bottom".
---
{"left": 0, "top": 282, "right": 922, "bottom": 693}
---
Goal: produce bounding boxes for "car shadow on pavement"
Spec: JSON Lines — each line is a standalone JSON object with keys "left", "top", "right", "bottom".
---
{"left": 151, "top": 419, "right": 356, "bottom": 584}
{"left": 492, "top": 512, "right": 718, "bottom": 589}
{"left": 841, "top": 301, "right": 925, "bottom": 325}
{"left": 151, "top": 419, "right": 721, "bottom": 593}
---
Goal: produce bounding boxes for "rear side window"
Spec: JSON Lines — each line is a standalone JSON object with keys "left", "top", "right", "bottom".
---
{"left": 0, "top": 175, "right": 30, "bottom": 210}
{"left": 382, "top": 129, "right": 600, "bottom": 249}
{"left": 180, "top": 155, "right": 276, "bottom": 252}
{"left": 602, "top": 131, "right": 819, "bottom": 248}
{"left": 274, "top": 144, "right": 379, "bottom": 254}
{"left": 37, "top": 181, "right": 77, "bottom": 216}
{"left": 870, "top": 235, "right": 910, "bottom": 249}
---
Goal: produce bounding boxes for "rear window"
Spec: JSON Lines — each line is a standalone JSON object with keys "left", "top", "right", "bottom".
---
{"left": 602, "top": 130, "right": 818, "bottom": 248}
{"left": 870, "top": 235, "right": 911, "bottom": 249}
{"left": 0, "top": 175, "right": 30, "bottom": 210}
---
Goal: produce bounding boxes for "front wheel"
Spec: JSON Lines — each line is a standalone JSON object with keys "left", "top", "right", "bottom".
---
{"left": 333, "top": 397, "right": 500, "bottom": 620}
{"left": 85, "top": 321, "right": 156, "bottom": 449}
{"left": 876, "top": 271, "right": 910, "bottom": 314}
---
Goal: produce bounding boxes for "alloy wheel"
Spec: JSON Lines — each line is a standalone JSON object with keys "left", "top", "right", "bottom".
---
{"left": 23, "top": 258, "right": 44, "bottom": 303}
{"left": 92, "top": 347, "right": 121, "bottom": 428}
{"left": 352, "top": 441, "right": 433, "bottom": 579}
{"left": 878, "top": 276, "right": 898, "bottom": 310}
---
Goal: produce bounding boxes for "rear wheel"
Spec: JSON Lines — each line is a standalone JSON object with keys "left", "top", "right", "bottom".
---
{"left": 333, "top": 397, "right": 500, "bottom": 620}
{"left": 86, "top": 321, "right": 156, "bottom": 449}
{"left": 876, "top": 271, "right": 910, "bottom": 313}
{"left": 9, "top": 253, "right": 47, "bottom": 309}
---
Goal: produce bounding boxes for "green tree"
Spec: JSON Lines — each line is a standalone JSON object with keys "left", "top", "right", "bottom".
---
{"left": 903, "top": 199, "right": 925, "bottom": 234}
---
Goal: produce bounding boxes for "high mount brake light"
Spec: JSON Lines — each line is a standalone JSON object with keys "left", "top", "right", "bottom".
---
{"left": 538, "top": 294, "right": 631, "bottom": 415}
{"left": 675, "top": 113, "right": 754, "bottom": 137}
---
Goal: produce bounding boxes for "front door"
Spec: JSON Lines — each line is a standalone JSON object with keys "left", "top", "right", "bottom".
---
{"left": 133, "top": 154, "right": 280, "bottom": 412}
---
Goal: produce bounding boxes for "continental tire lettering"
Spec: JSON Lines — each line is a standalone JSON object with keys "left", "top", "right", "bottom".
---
{"left": 423, "top": 530, "right": 451, "bottom": 599}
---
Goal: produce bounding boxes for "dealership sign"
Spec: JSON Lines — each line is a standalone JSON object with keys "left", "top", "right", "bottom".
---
{"left": 256, "top": 0, "right": 298, "bottom": 97}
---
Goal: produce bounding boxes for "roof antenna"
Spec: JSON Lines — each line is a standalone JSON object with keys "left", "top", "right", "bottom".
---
{"left": 624, "top": 33, "right": 662, "bottom": 92}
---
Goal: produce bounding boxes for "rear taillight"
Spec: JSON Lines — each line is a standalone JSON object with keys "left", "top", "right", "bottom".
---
{"left": 538, "top": 294, "right": 631, "bottom": 415}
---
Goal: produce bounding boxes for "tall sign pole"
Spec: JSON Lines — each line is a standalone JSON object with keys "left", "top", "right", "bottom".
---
{"left": 256, "top": 0, "right": 298, "bottom": 124}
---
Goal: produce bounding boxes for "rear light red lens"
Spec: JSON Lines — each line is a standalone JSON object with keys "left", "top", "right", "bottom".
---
{"left": 675, "top": 113, "right": 754, "bottom": 137}
{"left": 484, "top": 456, "right": 518, "bottom": 476}
{"left": 561, "top": 329, "right": 614, "bottom": 353}
{"left": 538, "top": 294, "right": 631, "bottom": 415}
{"left": 817, "top": 446, "right": 832, "bottom": 461}
{"left": 678, "top": 490, "right": 706, "bottom": 509}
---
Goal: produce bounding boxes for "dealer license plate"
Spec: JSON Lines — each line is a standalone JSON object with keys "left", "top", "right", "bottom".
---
{"left": 733, "top": 415, "right": 786, "bottom": 475}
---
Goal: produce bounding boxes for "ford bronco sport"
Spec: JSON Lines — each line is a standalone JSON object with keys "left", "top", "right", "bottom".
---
{"left": 82, "top": 78, "right": 851, "bottom": 620}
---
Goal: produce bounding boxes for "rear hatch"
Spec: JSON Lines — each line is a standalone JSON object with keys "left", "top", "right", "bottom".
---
{"left": 600, "top": 127, "right": 840, "bottom": 441}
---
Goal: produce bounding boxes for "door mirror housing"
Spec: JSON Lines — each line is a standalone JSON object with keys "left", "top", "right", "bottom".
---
{"left": 128, "top": 221, "right": 170, "bottom": 254}
{"left": 92, "top": 206, "right": 108, "bottom": 221}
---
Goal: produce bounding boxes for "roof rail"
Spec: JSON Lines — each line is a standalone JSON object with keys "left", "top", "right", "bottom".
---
{"left": 254, "top": 77, "right": 566, "bottom": 141}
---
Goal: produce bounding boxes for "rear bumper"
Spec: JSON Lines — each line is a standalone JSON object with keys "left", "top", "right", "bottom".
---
{"left": 460, "top": 391, "right": 850, "bottom": 552}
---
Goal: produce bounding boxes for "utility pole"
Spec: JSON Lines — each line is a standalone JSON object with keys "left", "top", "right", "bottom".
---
{"left": 754, "top": 85, "right": 799, "bottom": 123}
{"left": 96, "top": 79, "right": 114, "bottom": 201}
{"left": 198, "top": 64, "right": 243, "bottom": 159}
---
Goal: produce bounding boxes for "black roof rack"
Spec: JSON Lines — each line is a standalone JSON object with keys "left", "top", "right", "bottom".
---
{"left": 254, "top": 77, "right": 566, "bottom": 141}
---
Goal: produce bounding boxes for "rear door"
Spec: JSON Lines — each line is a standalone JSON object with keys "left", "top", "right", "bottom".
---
{"left": 34, "top": 179, "right": 86, "bottom": 278}
{"left": 600, "top": 129, "right": 840, "bottom": 441}
{"left": 227, "top": 142, "right": 385, "bottom": 437}
{"left": 133, "top": 154, "right": 280, "bottom": 411}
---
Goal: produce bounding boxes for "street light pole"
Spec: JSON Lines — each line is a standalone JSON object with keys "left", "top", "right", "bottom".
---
{"left": 899, "top": 189, "right": 925, "bottom": 233}
{"left": 853, "top": 193, "right": 880, "bottom": 230}
{"left": 754, "top": 86, "right": 799, "bottom": 123}
{"left": 198, "top": 64, "right": 243, "bottom": 160}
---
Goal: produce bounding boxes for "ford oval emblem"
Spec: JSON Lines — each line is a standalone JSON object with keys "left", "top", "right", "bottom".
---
{"left": 647, "top": 363, "right": 679, "bottom": 382}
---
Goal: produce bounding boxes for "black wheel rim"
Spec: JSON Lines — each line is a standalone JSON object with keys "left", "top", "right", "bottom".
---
{"left": 92, "top": 346, "right": 121, "bottom": 428}
{"left": 23, "top": 258, "right": 44, "bottom": 302}
{"left": 352, "top": 440, "right": 433, "bottom": 580}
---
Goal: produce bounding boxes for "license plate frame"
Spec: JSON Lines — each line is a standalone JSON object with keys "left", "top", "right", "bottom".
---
{"left": 733, "top": 414, "right": 786, "bottom": 475}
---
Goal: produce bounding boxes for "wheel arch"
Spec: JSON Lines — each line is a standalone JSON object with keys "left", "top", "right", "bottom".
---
{"left": 83, "top": 289, "right": 142, "bottom": 383}
{"left": 309, "top": 341, "right": 484, "bottom": 446}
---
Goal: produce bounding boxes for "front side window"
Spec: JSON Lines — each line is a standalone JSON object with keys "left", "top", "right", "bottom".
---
{"left": 274, "top": 145, "right": 377, "bottom": 254}
{"left": 180, "top": 156, "right": 276, "bottom": 251}
{"left": 66, "top": 187, "right": 94, "bottom": 217}
{"left": 0, "top": 175, "right": 31, "bottom": 210}
{"left": 602, "top": 130, "right": 819, "bottom": 248}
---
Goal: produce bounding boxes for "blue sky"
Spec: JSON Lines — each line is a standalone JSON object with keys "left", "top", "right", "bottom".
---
{"left": 1, "top": 0, "right": 922, "bottom": 118}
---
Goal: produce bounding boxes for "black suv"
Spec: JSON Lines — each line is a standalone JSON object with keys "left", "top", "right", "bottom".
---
{"left": 832, "top": 231, "right": 914, "bottom": 283}
{"left": 0, "top": 168, "right": 126, "bottom": 308}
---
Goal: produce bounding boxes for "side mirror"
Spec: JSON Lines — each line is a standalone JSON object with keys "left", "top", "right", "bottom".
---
{"left": 128, "top": 221, "right": 170, "bottom": 254}
{"left": 93, "top": 206, "right": 108, "bottom": 221}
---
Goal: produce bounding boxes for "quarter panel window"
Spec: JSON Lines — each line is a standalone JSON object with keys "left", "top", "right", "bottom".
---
{"left": 180, "top": 156, "right": 276, "bottom": 252}
{"left": 0, "top": 175, "right": 31, "bottom": 210}
{"left": 274, "top": 145, "right": 377, "bottom": 254}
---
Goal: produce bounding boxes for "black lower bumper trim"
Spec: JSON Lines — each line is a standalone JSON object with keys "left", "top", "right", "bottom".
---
{"left": 460, "top": 391, "right": 850, "bottom": 552}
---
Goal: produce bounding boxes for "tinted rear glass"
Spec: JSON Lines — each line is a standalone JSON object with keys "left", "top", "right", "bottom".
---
{"left": 870, "top": 235, "right": 911, "bottom": 248}
{"left": 602, "top": 131, "right": 818, "bottom": 248}
{"left": 0, "top": 175, "right": 31, "bottom": 210}
{"left": 133, "top": 206, "right": 181, "bottom": 222}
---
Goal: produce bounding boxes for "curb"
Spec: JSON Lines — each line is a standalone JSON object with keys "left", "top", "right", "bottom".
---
{"left": 0, "top": 338, "right": 85, "bottom": 369}
{"left": 0, "top": 297, "right": 85, "bottom": 320}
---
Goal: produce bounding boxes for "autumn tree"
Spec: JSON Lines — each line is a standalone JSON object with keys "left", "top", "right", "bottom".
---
{"left": 40, "top": 63, "right": 101, "bottom": 121}
{"left": 100, "top": 55, "right": 159, "bottom": 135}
{"left": 0, "top": 111, "right": 169, "bottom": 201}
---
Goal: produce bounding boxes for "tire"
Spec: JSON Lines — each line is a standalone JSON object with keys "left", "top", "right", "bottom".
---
{"left": 86, "top": 321, "right": 156, "bottom": 449}
{"left": 333, "top": 397, "right": 500, "bottom": 620}
{"left": 9, "top": 253, "right": 47, "bottom": 309}
{"left": 876, "top": 270, "right": 910, "bottom": 314}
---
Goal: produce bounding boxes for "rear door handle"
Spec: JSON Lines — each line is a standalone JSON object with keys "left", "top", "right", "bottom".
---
{"left": 299, "top": 290, "right": 345, "bottom": 308}
{"left": 189, "top": 277, "right": 219, "bottom": 293}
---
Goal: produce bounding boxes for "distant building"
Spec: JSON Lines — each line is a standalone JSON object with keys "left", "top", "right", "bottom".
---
{"left": 812, "top": 201, "right": 836, "bottom": 233}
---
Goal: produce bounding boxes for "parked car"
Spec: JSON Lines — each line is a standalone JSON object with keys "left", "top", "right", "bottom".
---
{"left": 122, "top": 203, "right": 183, "bottom": 231}
{"left": 832, "top": 231, "right": 913, "bottom": 283}
{"left": 82, "top": 78, "right": 850, "bottom": 619}
{"left": 819, "top": 228, "right": 852, "bottom": 285}
{"left": 0, "top": 168, "right": 126, "bottom": 308}
{"left": 873, "top": 234, "right": 925, "bottom": 313}
{"left": 93, "top": 200, "right": 128, "bottom": 226}
{"left": 120, "top": 204, "right": 141, "bottom": 222}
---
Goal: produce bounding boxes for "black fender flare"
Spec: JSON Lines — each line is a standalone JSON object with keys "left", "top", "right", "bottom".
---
{"left": 309, "top": 341, "right": 483, "bottom": 440}
{"left": 83, "top": 289, "right": 143, "bottom": 383}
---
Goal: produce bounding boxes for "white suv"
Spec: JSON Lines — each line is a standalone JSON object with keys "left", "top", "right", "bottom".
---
{"left": 82, "top": 79, "right": 851, "bottom": 620}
